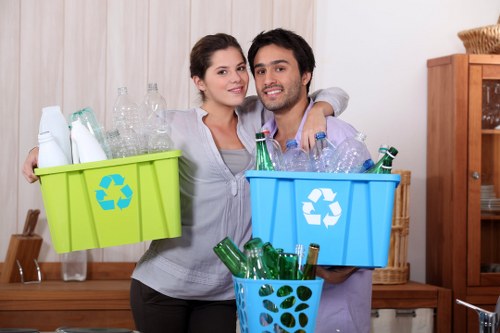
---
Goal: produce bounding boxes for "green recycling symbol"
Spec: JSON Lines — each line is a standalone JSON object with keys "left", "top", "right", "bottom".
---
{"left": 95, "top": 174, "right": 133, "bottom": 211}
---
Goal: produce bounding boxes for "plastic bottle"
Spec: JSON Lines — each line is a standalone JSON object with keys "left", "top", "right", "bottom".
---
{"left": 309, "top": 131, "right": 336, "bottom": 172}
{"left": 37, "top": 131, "right": 70, "bottom": 168}
{"left": 262, "top": 129, "right": 283, "bottom": 170}
{"left": 255, "top": 132, "right": 275, "bottom": 171}
{"left": 213, "top": 237, "right": 247, "bottom": 278}
{"left": 282, "top": 139, "right": 310, "bottom": 172}
{"left": 329, "top": 132, "right": 372, "bottom": 173}
{"left": 70, "top": 119, "right": 107, "bottom": 163}
{"left": 148, "top": 127, "right": 172, "bottom": 153}
{"left": 69, "top": 107, "right": 112, "bottom": 159}
{"left": 141, "top": 83, "right": 171, "bottom": 152}
{"left": 377, "top": 144, "right": 389, "bottom": 162}
{"left": 112, "top": 87, "right": 144, "bottom": 154}
{"left": 39, "top": 105, "right": 72, "bottom": 163}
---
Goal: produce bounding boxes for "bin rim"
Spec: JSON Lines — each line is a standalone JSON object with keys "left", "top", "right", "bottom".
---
{"left": 233, "top": 276, "right": 324, "bottom": 285}
{"left": 245, "top": 170, "right": 401, "bottom": 184}
{"left": 35, "top": 150, "right": 182, "bottom": 176}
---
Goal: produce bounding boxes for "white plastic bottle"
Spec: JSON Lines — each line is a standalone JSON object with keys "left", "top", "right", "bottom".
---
{"left": 39, "top": 105, "right": 72, "bottom": 163}
{"left": 70, "top": 119, "right": 107, "bottom": 163}
{"left": 282, "top": 139, "right": 310, "bottom": 171}
{"left": 37, "top": 131, "right": 70, "bottom": 168}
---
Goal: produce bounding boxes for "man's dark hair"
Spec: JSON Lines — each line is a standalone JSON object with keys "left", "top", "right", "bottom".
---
{"left": 248, "top": 28, "right": 315, "bottom": 93}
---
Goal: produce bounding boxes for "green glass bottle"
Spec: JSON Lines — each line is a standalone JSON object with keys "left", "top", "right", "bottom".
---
{"left": 302, "top": 243, "right": 320, "bottom": 280}
{"left": 278, "top": 252, "right": 298, "bottom": 280}
{"left": 245, "top": 247, "right": 274, "bottom": 280}
{"left": 262, "top": 242, "right": 280, "bottom": 279}
{"left": 255, "top": 132, "right": 275, "bottom": 171}
{"left": 213, "top": 237, "right": 247, "bottom": 278}
{"left": 365, "top": 146, "right": 398, "bottom": 174}
{"left": 243, "top": 237, "right": 264, "bottom": 252}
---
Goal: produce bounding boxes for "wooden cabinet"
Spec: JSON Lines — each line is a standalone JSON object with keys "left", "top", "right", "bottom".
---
{"left": 427, "top": 54, "right": 500, "bottom": 332}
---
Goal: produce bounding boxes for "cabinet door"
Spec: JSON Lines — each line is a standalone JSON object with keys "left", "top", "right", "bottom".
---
{"left": 468, "top": 63, "right": 500, "bottom": 286}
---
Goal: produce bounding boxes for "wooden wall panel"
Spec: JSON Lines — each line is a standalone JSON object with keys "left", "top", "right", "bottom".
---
{"left": 232, "top": 0, "right": 273, "bottom": 96}
{"left": 0, "top": 0, "right": 20, "bottom": 259}
{"left": 62, "top": 0, "right": 108, "bottom": 262}
{"left": 148, "top": 0, "right": 191, "bottom": 110}
{"left": 103, "top": 0, "right": 149, "bottom": 261}
{"left": 1, "top": 0, "right": 315, "bottom": 265}
{"left": 18, "top": 0, "right": 65, "bottom": 262}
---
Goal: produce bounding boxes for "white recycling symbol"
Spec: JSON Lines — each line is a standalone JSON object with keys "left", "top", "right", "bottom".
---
{"left": 302, "top": 188, "right": 342, "bottom": 228}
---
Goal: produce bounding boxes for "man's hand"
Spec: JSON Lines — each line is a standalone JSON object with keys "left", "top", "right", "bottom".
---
{"left": 316, "top": 266, "right": 359, "bottom": 284}
{"left": 300, "top": 101, "right": 332, "bottom": 151}
{"left": 22, "top": 146, "right": 40, "bottom": 183}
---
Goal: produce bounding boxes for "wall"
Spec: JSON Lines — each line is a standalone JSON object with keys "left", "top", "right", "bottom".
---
{"left": 314, "top": 0, "right": 499, "bottom": 282}
{"left": 1, "top": 0, "right": 499, "bottom": 282}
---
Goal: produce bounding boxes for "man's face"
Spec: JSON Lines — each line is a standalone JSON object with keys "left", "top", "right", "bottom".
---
{"left": 253, "top": 44, "right": 310, "bottom": 113}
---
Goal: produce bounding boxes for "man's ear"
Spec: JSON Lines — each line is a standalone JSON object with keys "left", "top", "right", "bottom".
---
{"left": 193, "top": 76, "right": 206, "bottom": 92}
{"left": 302, "top": 72, "right": 312, "bottom": 86}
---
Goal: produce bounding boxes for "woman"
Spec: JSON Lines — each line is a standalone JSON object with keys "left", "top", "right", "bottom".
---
{"left": 22, "top": 33, "right": 347, "bottom": 333}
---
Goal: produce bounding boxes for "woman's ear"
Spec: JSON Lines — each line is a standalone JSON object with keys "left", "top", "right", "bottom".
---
{"left": 193, "top": 76, "right": 206, "bottom": 92}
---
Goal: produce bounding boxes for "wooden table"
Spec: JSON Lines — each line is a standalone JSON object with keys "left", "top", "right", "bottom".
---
{"left": 0, "top": 280, "right": 451, "bottom": 332}
{"left": 372, "top": 281, "right": 452, "bottom": 333}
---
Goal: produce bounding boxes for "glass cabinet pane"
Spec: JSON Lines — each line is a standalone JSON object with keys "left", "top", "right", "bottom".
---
{"left": 480, "top": 79, "right": 500, "bottom": 273}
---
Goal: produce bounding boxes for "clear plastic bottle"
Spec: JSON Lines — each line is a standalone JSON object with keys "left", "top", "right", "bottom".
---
{"left": 282, "top": 139, "right": 310, "bottom": 172}
{"left": 37, "top": 131, "right": 70, "bottom": 168}
{"left": 309, "top": 131, "right": 336, "bottom": 172}
{"left": 329, "top": 132, "right": 371, "bottom": 173}
{"left": 106, "top": 128, "right": 139, "bottom": 158}
{"left": 112, "top": 87, "right": 143, "bottom": 154}
{"left": 262, "top": 129, "right": 283, "bottom": 170}
{"left": 69, "top": 107, "right": 112, "bottom": 159}
{"left": 141, "top": 83, "right": 170, "bottom": 152}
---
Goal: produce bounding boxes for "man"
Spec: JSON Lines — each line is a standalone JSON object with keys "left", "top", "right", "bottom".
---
{"left": 247, "top": 28, "right": 372, "bottom": 333}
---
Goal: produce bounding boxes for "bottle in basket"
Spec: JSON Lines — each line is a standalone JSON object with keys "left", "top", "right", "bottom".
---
{"left": 255, "top": 132, "right": 275, "bottom": 171}
{"left": 245, "top": 247, "right": 274, "bottom": 280}
{"left": 365, "top": 146, "right": 398, "bottom": 174}
{"left": 213, "top": 237, "right": 247, "bottom": 278}
{"left": 309, "top": 131, "right": 336, "bottom": 172}
{"left": 262, "top": 242, "right": 280, "bottom": 279}
{"left": 302, "top": 243, "right": 320, "bottom": 280}
{"left": 277, "top": 252, "right": 299, "bottom": 280}
{"left": 262, "top": 129, "right": 283, "bottom": 170}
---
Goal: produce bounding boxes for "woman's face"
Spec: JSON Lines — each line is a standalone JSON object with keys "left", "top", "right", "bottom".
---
{"left": 194, "top": 47, "right": 249, "bottom": 110}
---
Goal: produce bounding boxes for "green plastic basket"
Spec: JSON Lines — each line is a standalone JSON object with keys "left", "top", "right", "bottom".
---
{"left": 35, "top": 150, "right": 182, "bottom": 253}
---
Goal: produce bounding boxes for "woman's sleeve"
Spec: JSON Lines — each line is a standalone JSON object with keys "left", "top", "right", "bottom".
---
{"left": 310, "top": 87, "right": 349, "bottom": 117}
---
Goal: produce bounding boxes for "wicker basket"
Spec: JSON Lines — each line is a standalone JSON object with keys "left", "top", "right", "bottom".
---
{"left": 457, "top": 16, "right": 500, "bottom": 54}
{"left": 372, "top": 170, "right": 411, "bottom": 284}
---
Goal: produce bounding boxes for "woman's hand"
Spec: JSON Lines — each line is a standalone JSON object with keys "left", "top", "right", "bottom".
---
{"left": 316, "top": 266, "right": 359, "bottom": 284}
{"left": 301, "top": 101, "right": 332, "bottom": 151}
{"left": 22, "top": 146, "right": 40, "bottom": 183}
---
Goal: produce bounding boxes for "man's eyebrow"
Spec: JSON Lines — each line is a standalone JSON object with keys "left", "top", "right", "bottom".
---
{"left": 254, "top": 59, "right": 290, "bottom": 68}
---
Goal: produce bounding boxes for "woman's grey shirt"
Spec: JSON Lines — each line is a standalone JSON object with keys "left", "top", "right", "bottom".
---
{"left": 131, "top": 88, "right": 348, "bottom": 300}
